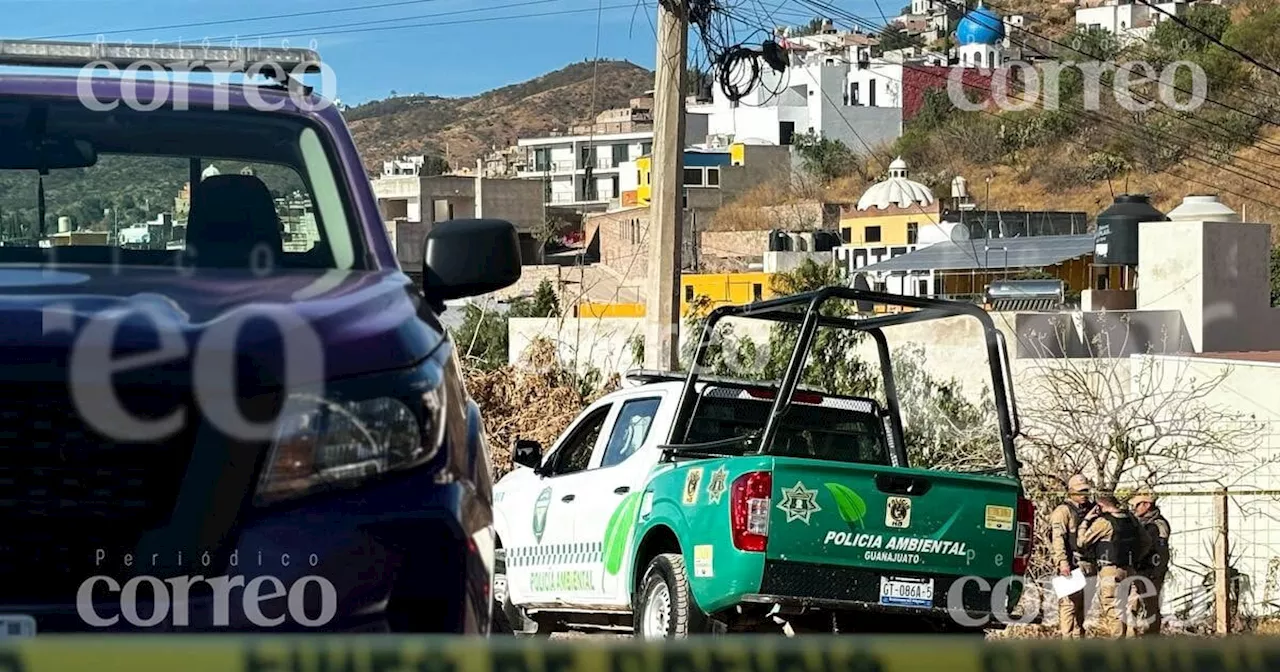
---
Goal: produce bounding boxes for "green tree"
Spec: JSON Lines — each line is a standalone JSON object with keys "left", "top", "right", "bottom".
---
{"left": 510, "top": 279, "right": 561, "bottom": 318}
{"left": 453, "top": 304, "right": 509, "bottom": 371}
{"left": 1060, "top": 25, "right": 1121, "bottom": 61}
{"left": 875, "top": 22, "right": 924, "bottom": 55}
{"left": 910, "top": 88, "right": 955, "bottom": 132}
{"left": 1150, "top": 3, "right": 1231, "bottom": 53}
{"left": 1224, "top": 4, "right": 1280, "bottom": 69}
{"left": 793, "top": 131, "right": 861, "bottom": 182}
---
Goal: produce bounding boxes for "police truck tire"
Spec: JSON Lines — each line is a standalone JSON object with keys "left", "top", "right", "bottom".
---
{"left": 635, "top": 553, "right": 706, "bottom": 638}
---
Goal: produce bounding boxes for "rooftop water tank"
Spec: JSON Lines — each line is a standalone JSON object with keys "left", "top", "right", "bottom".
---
{"left": 1094, "top": 194, "right": 1167, "bottom": 267}
{"left": 813, "top": 230, "right": 841, "bottom": 252}
{"left": 768, "top": 229, "right": 791, "bottom": 252}
{"left": 1166, "top": 194, "right": 1239, "bottom": 222}
{"left": 57, "top": 216, "right": 71, "bottom": 234}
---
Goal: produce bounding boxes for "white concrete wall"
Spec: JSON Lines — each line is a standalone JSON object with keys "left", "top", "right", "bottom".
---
{"left": 1132, "top": 354, "right": 1280, "bottom": 619}
{"left": 847, "top": 63, "right": 903, "bottom": 108}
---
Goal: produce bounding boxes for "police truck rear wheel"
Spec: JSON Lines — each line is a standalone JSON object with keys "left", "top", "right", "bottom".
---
{"left": 635, "top": 553, "right": 704, "bottom": 638}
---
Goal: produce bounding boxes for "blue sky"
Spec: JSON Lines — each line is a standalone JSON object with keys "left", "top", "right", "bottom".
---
{"left": 3, "top": 0, "right": 888, "bottom": 104}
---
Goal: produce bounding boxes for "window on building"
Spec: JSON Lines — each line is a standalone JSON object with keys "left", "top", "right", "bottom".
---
{"left": 684, "top": 285, "right": 695, "bottom": 302}
{"left": 907, "top": 222, "right": 919, "bottom": 244}
{"left": 865, "top": 225, "right": 882, "bottom": 243}
{"left": 611, "top": 175, "right": 620, "bottom": 198}
{"left": 850, "top": 82, "right": 860, "bottom": 106}
{"left": 612, "top": 144, "right": 628, "bottom": 166}
{"left": 841, "top": 228, "right": 852, "bottom": 244}
{"left": 641, "top": 141, "right": 653, "bottom": 155}
{"left": 917, "top": 279, "right": 929, "bottom": 296}
{"left": 779, "top": 121, "right": 796, "bottom": 145}
{"left": 752, "top": 283, "right": 763, "bottom": 302}
{"left": 868, "top": 79, "right": 877, "bottom": 107}
{"left": 683, "top": 168, "right": 703, "bottom": 186}
{"left": 707, "top": 168, "right": 720, "bottom": 186}
{"left": 874, "top": 281, "right": 887, "bottom": 293}
{"left": 534, "top": 148, "right": 552, "bottom": 172}
{"left": 580, "top": 145, "right": 597, "bottom": 169}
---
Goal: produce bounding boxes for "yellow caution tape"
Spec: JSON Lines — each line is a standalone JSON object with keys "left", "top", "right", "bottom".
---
{"left": 0, "top": 636, "right": 1279, "bottom": 672}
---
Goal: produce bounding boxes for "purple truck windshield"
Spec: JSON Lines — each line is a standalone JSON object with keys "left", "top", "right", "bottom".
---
{"left": 0, "top": 96, "right": 361, "bottom": 271}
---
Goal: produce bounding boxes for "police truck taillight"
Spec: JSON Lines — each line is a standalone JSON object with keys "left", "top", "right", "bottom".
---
{"left": 1012, "top": 494, "right": 1035, "bottom": 574}
{"left": 730, "top": 471, "right": 772, "bottom": 552}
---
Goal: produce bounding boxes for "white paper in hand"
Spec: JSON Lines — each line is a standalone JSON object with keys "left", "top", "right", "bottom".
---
{"left": 1052, "top": 569, "right": 1086, "bottom": 597}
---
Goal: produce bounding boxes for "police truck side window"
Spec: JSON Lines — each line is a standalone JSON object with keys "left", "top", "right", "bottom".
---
{"left": 600, "top": 398, "right": 661, "bottom": 468}
{"left": 547, "top": 406, "right": 611, "bottom": 476}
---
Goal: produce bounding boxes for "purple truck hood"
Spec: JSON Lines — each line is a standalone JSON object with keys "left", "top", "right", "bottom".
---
{"left": 0, "top": 265, "right": 440, "bottom": 384}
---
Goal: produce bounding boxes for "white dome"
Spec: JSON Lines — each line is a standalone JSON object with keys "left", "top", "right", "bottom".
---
{"left": 201, "top": 164, "right": 221, "bottom": 180}
{"left": 857, "top": 158, "right": 934, "bottom": 211}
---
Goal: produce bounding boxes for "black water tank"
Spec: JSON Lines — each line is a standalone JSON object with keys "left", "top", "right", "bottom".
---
{"left": 768, "top": 229, "right": 792, "bottom": 252}
{"left": 1094, "top": 194, "right": 1167, "bottom": 266}
{"left": 813, "top": 230, "right": 841, "bottom": 252}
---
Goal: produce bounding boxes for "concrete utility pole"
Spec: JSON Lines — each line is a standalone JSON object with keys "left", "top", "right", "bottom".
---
{"left": 644, "top": 0, "right": 689, "bottom": 371}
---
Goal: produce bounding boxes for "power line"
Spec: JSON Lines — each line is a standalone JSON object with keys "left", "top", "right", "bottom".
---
{"left": 208, "top": 0, "right": 563, "bottom": 43}
{"left": 940, "top": 0, "right": 1280, "bottom": 178}
{"left": 791, "top": 0, "right": 1280, "bottom": 193}
{"left": 210, "top": 3, "right": 647, "bottom": 43}
{"left": 1134, "top": 0, "right": 1280, "bottom": 81}
{"left": 758, "top": 2, "right": 1280, "bottom": 210}
{"left": 31, "top": 0, "right": 459, "bottom": 40}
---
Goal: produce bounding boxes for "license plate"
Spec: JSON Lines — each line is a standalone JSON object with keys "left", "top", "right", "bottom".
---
{"left": 878, "top": 577, "right": 934, "bottom": 608}
{"left": 0, "top": 615, "right": 35, "bottom": 637}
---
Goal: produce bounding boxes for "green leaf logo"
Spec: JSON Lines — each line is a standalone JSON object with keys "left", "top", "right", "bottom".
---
{"left": 602, "top": 491, "right": 643, "bottom": 576}
{"left": 532, "top": 487, "right": 552, "bottom": 543}
{"left": 824, "top": 483, "right": 867, "bottom": 528}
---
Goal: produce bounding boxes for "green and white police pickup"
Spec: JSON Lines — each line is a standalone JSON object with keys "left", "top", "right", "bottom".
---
{"left": 491, "top": 286, "right": 1034, "bottom": 637}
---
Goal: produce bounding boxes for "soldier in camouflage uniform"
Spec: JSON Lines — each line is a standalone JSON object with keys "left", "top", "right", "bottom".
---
{"left": 1049, "top": 474, "right": 1094, "bottom": 638}
{"left": 1128, "top": 491, "right": 1171, "bottom": 636}
{"left": 1078, "top": 494, "right": 1152, "bottom": 638}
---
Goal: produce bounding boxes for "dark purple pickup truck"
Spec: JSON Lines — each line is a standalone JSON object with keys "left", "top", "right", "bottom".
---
{"left": 0, "top": 41, "right": 520, "bottom": 634}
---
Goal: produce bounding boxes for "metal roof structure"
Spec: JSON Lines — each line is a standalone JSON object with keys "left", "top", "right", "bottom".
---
{"left": 860, "top": 233, "right": 1096, "bottom": 273}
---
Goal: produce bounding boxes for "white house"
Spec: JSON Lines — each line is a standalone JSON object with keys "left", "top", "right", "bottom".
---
{"left": 1075, "top": 0, "right": 1187, "bottom": 44}
{"left": 514, "top": 113, "right": 711, "bottom": 212}
{"left": 691, "top": 30, "right": 903, "bottom": 151}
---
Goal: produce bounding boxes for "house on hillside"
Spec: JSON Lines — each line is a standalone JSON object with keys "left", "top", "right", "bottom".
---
{"left": 513, "top": 97, "right": 710, "bottom": 213}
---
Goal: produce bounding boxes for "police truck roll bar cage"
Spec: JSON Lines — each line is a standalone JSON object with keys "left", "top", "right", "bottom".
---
{"left": 659, "top": 286, "right": 1022, "bottom": 478}
{"left": 0, "top": 39, "right": 322, "bottom": 94}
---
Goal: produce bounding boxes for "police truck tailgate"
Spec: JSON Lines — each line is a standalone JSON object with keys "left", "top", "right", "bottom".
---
{"left": 765, "top": 458, "right": 1022, "bottom": 606}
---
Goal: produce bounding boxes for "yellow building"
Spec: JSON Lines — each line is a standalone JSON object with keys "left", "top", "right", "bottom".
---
{"left": 635, "top": 155, "right": 652, "bottom": 205}
{"left": 681, "top": 271, "right": 774, "bottom": 315}
{"left": 576, "top": 302, "right": 646, "bottom": 318}
{"left": 572, "top": 271, "right": 776, "bottom": 318}
{"left": 839, "top": 158, "right": 942, "bottom": 247}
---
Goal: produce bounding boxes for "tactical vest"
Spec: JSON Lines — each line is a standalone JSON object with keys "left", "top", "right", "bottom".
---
{"left": 1137, "top": 514, "right": 1170, "bottom": 573}
{"left": 1095, "top": 513, "right": 1140, "bottom": 567}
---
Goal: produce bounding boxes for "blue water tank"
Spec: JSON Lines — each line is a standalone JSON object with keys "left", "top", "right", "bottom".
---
{"left": 956, "top": 5, "right": 1005, "bottom": 45}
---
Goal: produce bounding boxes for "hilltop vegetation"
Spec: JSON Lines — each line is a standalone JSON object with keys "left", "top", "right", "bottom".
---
{"left": 891, "top": 2, "right": 1280, "bottom": 226}
{"left": 344, "top": 60, "right": 654, "bottom": 173}
{"left": 768, "top": 2, "right": 1280, "bottom": 233}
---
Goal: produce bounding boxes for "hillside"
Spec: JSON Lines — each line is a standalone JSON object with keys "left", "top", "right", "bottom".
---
{"left": 345, "top": 60, "right": 654, "bottom": 172}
